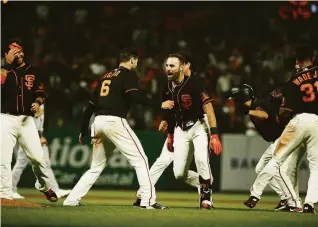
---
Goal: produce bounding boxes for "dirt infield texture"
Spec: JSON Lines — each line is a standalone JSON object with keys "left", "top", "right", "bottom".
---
{"left": 0, "top": 198, "right": 41, "bottom": 207}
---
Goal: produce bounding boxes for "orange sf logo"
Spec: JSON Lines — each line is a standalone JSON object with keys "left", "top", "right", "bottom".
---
{"left": 25, "top": 75, "right": 35, "bottom": 90}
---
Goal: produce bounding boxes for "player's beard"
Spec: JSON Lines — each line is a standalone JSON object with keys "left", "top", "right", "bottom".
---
{"left": 167, "top": 70, "right": 180, "bottom": 81}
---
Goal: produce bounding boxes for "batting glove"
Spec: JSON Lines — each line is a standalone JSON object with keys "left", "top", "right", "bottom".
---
{"left": 167, "top": 133, "right": 174, "bottom": 152}
{"left": 209, "top": 134, "right": 222, "bottom": 155}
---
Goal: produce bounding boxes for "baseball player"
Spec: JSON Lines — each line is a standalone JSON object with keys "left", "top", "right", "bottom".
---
{"left": 63, "top": 48, "right": 173, "bottom": 209}
{"left": 1, "top": 39, "right": 57, "bottom": 202}
{"left": 159, "top": 53, "right": 222, "bottom": 209}
{"left": 230, "top": 85, "right": 305, "bottom": 211}
{"left": 133, "top": 53, "right": 213, "bottom": 207}
{"left": 11, "top": 104, "right": 71, "bottom": 199}
{"left": 243, "top": 44, "right": 318, "bottom": 213}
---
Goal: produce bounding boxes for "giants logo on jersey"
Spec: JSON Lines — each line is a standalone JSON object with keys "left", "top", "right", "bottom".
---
{"left": 25, "top": 75, "right": 35, "bottom": 90}
{"left": 181, "top": 94, "right": 192, "bottom": 109}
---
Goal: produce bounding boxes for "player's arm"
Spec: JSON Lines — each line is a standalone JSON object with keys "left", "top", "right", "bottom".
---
{"left": 125, "top": 71, "right": 173, "bottom": 109}
{"left": 31, "top": 72, "right": 46, "bottom": 113}
{"left": 244, "top": 100, "right": 269, "bottom": 120}
{"left": 1, "top": 48, "right": 20, "bottom": 84}
{"left": 196, "top": 76, "right": 222, "bottom": 155}
{"left": 80, "top": 87, "right": 98, "bottom": 143}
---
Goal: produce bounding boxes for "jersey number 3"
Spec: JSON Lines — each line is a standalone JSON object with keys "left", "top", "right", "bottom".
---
{"left": 100, "top": 80, "right": 111, "bottom": 96}
{"left": 300, "top": 81, "right": 318, "bottom": 102}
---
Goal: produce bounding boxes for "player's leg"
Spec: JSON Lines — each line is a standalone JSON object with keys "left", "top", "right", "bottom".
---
{"left": 12, "top": 146, "right": 29, "bottom": 199}
{"left": 173, "top": 127, "right": 193, "bottom": 182}
{"left": 303, "top": 115, "right": 318, "bottom": 213}
{"left": 273, "top": 144, "right": 305, "bottom": 210}
{"left": 245, "top": 115, "right": 305, "bottom": 209}
{"left": 35, "top": 144, "right": 71, "bottom": 198}
{"left": 255, "top": 140, "right": 287, "bottom": 200}
{"left": 0, "top": 114, "right": 19, "bottom": 200}
{"left": 63, "top": 136, "right": 113, "bottom": 206}
{"left": 17, "top": 116, "right": 57, "bottom": 201}
{"left": 192, "top": 121, "right": 213, "bottom": 208}
{"left": 134, "top": 138, "right": 173, "bottom": 205}
{"left": 100, "top": 116, "right": 164, "bottom": 208}
{"left": 149, "top": 138, "right": 174, "bottom": 185}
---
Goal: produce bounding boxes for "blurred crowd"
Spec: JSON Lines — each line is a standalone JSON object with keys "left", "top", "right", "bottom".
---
{"left": 2, "top": 2, "right": 318, "bottom": 133}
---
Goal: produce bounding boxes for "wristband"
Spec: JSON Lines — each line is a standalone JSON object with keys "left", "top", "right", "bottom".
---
{"left": 210, "top": 127, "right": 218, "bottom": 134}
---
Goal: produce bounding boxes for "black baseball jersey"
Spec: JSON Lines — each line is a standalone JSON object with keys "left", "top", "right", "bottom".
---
{"left": 163, "top": 74, "right": 212, "bottom": 131}
{"left": 90, "top": 66, "right": 147, "bottom": 118}
{"left": 1, "top": 63, "right": 45, "bottom": 116}
{"left": 249, "top": 91, "right": 288, "bottom": 142}
{"left": 283, "top": 65, "right": 318, "bottom": 115}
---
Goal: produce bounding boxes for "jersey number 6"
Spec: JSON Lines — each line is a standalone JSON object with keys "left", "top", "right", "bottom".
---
{"left": 300, "top": 81, "right": 318, "bottom": 102}
{"left": 100, "top": 80, "right": 111, "bottom": 96}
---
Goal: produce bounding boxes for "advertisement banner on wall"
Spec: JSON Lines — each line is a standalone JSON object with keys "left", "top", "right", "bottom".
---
{"left": 220, "top": 134, "right": 310, "bottom": 193}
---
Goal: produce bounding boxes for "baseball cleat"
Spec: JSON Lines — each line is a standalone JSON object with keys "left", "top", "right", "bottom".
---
{"left": 303, "top": 204, "right": 316, "bottom": 213}
{"left": 201, "top": 200, "right": 212, "bottom": 209}
{"left": 140, "top": 203, "right": 168, "bottom": 209}
{"left": 274, "top": 199, "right": 288, "bottom": 211}
{"left": 56, "top": 189, "right": 72, "bottom": 199}
{"left": 133, "top": 198, "right": 141, "bottom": 207}
{"left": 280, "top": 205, "right": 303, "bottom": 212}
{"left": 12, "top": 192, "right": 25, "bottom": 200}
{"left": 243, "top": 196, "right": 259, "bottom": 208}
{"left": 44, "top": 189, "right": 58, "bottom": 202}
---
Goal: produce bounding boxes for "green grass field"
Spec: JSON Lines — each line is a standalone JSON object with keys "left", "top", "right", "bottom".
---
{"left": 1, "top": 188, "right": 317, "bottom": 227}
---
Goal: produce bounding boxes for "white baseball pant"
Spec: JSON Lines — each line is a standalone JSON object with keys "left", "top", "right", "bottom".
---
{"left": 64, "top": 116, "right": 156, "bottom": 207}
{"left": 253, "top": 139, "right": 305, "bottom": 207}
{"left": 136, "top": 139, "right": 200, "bottom": 198}
{"left": 0, "top": 114, "right": 50, "bottom": 199}
{"left": 251, "top": 113, "right": 318, "bottom": 207}
{"left": 136, "top": 115, "right": 211, "bottom": 198}
{"left": 12, "top": 144, "right": 60, "bottom": 193}
{"left": 173, "top": 119, "right": 212, "bottom": 184}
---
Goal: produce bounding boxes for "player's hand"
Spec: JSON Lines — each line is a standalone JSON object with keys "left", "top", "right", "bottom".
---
{"left": 161, "top": 100, "right": 174, "bottom": 110}
{"left": 79, "top": 133, "right": 85, "bottom": 145}
{"left": 158, "top": 121, "right": 168, "bottom": 132}
{"left": 5, "top": 48, "right": 20, "bottom": 64}
{"left": 31, "top": 102, "right": 40, "bottom": 113}
{"left": 40, "top": 137, "right": 47, "bottom": 145}
{"left": 167, "top": 133, "right": 174, "bottom": 152}
{"left": 209, "top": 134, "right": 222, "bottom": 155}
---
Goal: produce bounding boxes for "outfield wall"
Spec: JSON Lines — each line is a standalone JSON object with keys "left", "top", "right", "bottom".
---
{"left": 15, "top": 128, "right": 309, "bottom": 193}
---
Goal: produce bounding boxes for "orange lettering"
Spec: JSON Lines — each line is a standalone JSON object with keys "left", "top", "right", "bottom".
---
{"left": 302, "top": 73, "right": 308, "bottom": 80}
{"left": 293, "top": 78, "right": 300, "bottom": 86}
{"left": 298, "top": 76, "right": 304, "bottom": 83}
{"left": 25, "top": 75, "right": 35, "bottom": 90}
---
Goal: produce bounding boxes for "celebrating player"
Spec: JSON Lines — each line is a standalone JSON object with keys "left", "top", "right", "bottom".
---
{"left": 243, "top": 44, "right": 318, "bottom": 213}
{"left": 11, "top": 104, "right": 71, "bottom": 199}
{"left": 161, "top": 53, "right": 222, "bottom": 209}
{"left": 1, "top": 39, "right": 58, "bottom": 202}
{"left": 230, "top": 84, "right": 305, "bottom": 211}
{"left": 63, "top": 48, "right": 173, "bottom": 209}
{"left": 133, "top": 53, "right": 212, "bottom": 207}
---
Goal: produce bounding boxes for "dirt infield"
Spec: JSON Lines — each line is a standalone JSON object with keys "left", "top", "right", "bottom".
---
{"left": 0, "top": 198, "right": 42, "bottom": 207}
